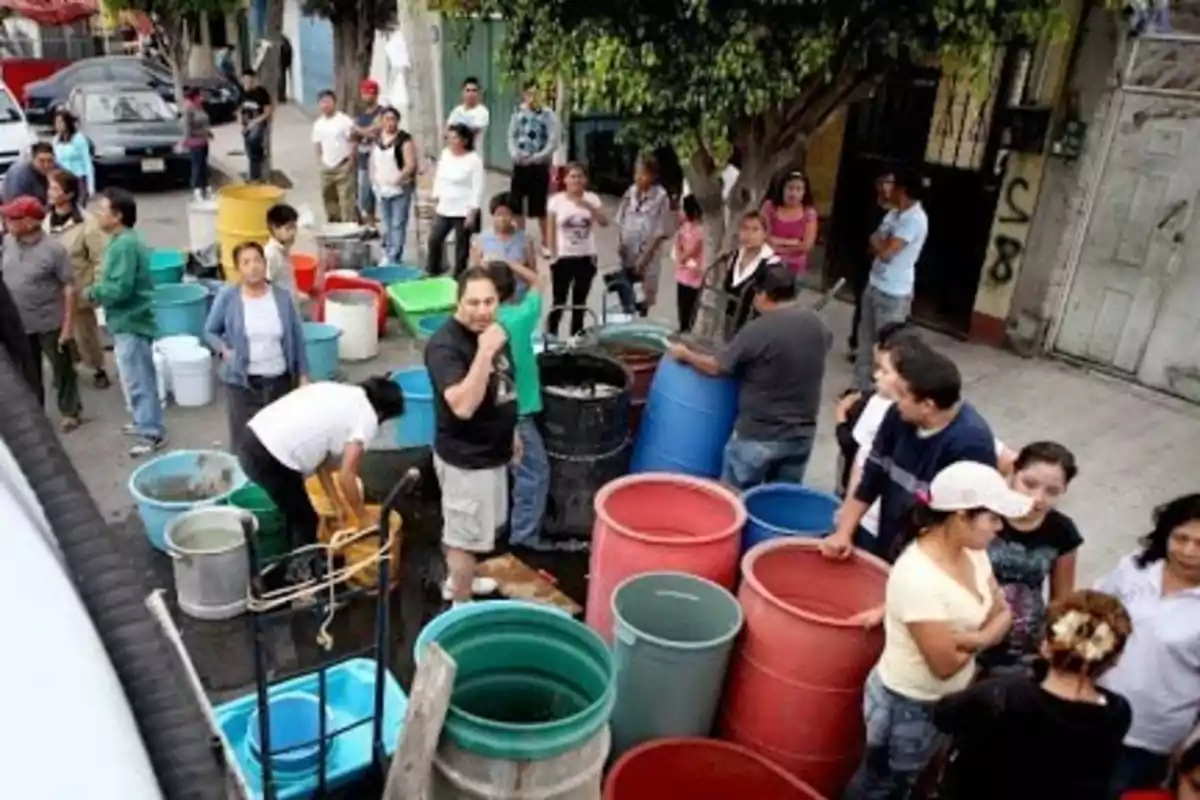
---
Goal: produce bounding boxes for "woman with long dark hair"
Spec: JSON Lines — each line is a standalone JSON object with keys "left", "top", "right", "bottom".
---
{"left": 52, "top": 109, "right": 94, "bottom": 203}
{"left": 1098, "top": 493, "right": 1200, "bottom": 797}
{"left": 845, "top": 461, "right": 1027, "bottom": 799}
{"left": 763, "top": 170, "right": 818, "bottom": 277}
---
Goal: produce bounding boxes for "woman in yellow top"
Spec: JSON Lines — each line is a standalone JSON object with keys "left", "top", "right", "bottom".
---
{"left": 46, "top": 169, "right": 110, "bottom": 390}
{"left": 844, "top": 460, "right": 1030, "bottom": 799}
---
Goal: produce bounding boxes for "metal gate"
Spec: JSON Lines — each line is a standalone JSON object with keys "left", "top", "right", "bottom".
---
{"left": 1050, "top": 32, "right": 1200, "bottom": 404}
{"left": 828, "top": 56, "right": 1014, "bottom": 335}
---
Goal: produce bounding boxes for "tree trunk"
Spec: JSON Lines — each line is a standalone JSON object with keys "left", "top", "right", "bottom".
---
{"left": 397, "top": 1, "right": 441, "bottom": 162}
{"left": 257, "top": 0, "right": 286, "bottom": 176}
{"left": 332, "top": 20, "right": 365, "bottom": 111}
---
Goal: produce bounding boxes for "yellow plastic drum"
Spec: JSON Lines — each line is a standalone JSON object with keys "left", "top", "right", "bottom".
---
{"left": 217, "top": 184, "right": 286, "bottom": 283}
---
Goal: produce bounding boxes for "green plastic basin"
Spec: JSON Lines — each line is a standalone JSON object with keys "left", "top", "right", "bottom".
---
{"left": 418, "top": 602, "right": 614, "bottom": 761}
{"left": 228, "top": 483, "right": 287, "bottom": 559}
{"left": 387, "top": 277, "right": 457, "bottom": 334}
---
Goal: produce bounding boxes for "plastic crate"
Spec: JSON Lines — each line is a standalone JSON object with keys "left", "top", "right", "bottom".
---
{"left": 386, "top": 277, "right": 457, "bottom": 335}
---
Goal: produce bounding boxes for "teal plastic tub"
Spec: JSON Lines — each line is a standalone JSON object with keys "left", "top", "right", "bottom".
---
{"left": 415, "top": 313, "right": 449, "bottom": 340}
{"left": 128, "top": 449, "right": 247, "bottom": 553}
{"left": 302, "top": 322, "right": 342, "bottom": 381}
{"left": 386, "top": 277, "right": 457, "bottom": 335}
{"left": 150, "top": 249, "right": 187, "bottom": 286}
{"left": 414, "top": 601, "right": 613, "bottom": 761}
{"left": 608, "top": 571, "right": 744, "bottom": 759}
{"left": 360, "top": 265, "right": 421, "bottom": 285}
{"left": 153, "top": 283, "right": 210, "bottom": 339}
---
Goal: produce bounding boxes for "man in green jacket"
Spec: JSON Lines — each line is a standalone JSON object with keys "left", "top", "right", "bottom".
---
{"left": 85, "top": 187, "right": 166, "bottom": 456}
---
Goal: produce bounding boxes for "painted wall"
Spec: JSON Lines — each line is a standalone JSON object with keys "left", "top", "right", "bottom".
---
{"left": 283, "top": 0, "right": 335, "bottom": 108}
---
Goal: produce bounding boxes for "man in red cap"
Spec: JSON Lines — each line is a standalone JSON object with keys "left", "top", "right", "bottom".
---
{"left": 0, "top": 195, "right": 82, "bottom": 431}
{"left": 352, "top": 78, "right": 383, "bottom": 234}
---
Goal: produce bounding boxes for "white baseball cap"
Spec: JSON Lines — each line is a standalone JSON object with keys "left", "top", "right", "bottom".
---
{"left": 927, "top": 461, "right": 1033, "bottom": 519}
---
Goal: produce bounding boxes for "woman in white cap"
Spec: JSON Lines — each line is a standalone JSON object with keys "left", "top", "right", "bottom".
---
{"left": 844, "top": 460, "right": 1032, "bottom": 800}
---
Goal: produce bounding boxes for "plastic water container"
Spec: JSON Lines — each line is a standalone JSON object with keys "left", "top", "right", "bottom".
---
{"left": 325, "top": 289, "right": 379, "bottom": 362}
{"left": 415, "top": 313, "right": 448, "bottom": 340}
{"left": 389, "top": 368, "right": 434, "bottom": 448}
{"left": 154, "top": 334, "right": 204, "bottom": 393}
{"left": 149, "top": 248, "right": 187, "bottom": 285}
{"left": 153, "top": 283, "right": 209, "bottom": 339}
{"left": 187, "top": 200, "right": 217, "bottom": 254}
{"left": 359, "top": 264, "right": 421, "bottom": 286}
{"left": 169, "top": 347, "right": 214, "bottom": 408}
{"left": 302, "top": 322, "right": 342, "bottom": 381}
{"left": 128, "top": 449, "right": 247, "bottom": 553}
{"left": 741, "top": 483, "right": 841, "bottom": 553}
{"left": 292, "top": 253, "right": 319, "bottom": 296}
{"left": 246, "top": 692, "right": 334, "bottom": 776}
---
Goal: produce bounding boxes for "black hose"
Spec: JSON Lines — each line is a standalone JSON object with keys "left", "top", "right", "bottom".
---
{"left": 0, "top": 349, "right": 225, "bottom": 799}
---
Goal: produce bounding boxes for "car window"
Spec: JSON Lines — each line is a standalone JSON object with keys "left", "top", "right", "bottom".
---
{"left": 108, "top": 63, "right": 150, "bottom": 84}
{"left": 66, "top": 64, "right": 108, "bottom": 88}
{"left": 0, "top": 88, "right": 21, "bottom": 122}
{"left": 83, "top": 92, "right": 173, "bottom": 123}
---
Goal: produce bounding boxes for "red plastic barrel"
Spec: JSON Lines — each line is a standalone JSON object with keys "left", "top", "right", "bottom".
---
{"left": 292, "top": 253, "right": 319, "bottom": 295}
{"left": 604, "top": 738, "right": 826, "bottom": 799}
{"left": 720, "top": 538, "right": 889, "bottom": 798}
{"left": 587, "top": 473, "right": 745, "bottom": 642}
{"left": 315, "top": 273, "right": 387, "bottom": 335}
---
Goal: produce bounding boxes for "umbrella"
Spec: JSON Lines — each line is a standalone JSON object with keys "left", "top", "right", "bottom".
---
{"left": 0, "top": 0, "right": 99, "bottom": 26}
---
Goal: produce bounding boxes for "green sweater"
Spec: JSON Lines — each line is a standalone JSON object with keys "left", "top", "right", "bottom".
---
{"left": 87, "top": 229, "right": 156, "bottom": 338}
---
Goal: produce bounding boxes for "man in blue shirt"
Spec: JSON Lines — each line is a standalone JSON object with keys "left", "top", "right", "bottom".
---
{"left": 852, "top": 167, "right": 928, "bottom": 391}
{"left": 822, "top": 338, "right": 996, "bottom": 563}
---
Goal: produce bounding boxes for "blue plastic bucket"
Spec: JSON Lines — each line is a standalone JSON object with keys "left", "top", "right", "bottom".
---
{"left": 152, "top": 283, "right": 209, "bottom": 339}
{"left": 303, "top": 322, "right": 343, "bottom": 381}
{"left": 128, "top": 449, "right": 247, "bottom": 553}
{"left": 149, "top": 249, "right": 186, "bottom": 285}
{"left": 416, "top": 314, "right": 448, "bottom": 339}
{"left": 246, "top": 692, "right": 335, "bottom": 776}
{"left": 359, "top": 265, "right": 421, "bottom": 285}
{"left": 390, "top": 368, "right": 435, "bottom": 448}
{"left": 740, "top": 483, "right": 841, "bottom": 552}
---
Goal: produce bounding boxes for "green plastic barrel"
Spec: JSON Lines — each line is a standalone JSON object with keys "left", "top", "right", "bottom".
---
{"left": 420, "top": 602, "right": 615, "bottom": 762}
{"left": 228, "top": 483, "right": 287, "bottom": 560}
{"left": 609, "top": 571, "right": 744, "bottom": 759}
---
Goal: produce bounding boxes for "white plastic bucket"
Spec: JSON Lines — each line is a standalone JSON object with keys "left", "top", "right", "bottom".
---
{"left": 187, "top": 200, "right": 218, "bottom": 253}
{"left": 169, "top": 347, "right": 214, "bottom": 408}
{"left": 154, "top": 335, "right": 203, "bottom": 395}
{"left": 325, "top": 289, "right": 379, "bottom": 362}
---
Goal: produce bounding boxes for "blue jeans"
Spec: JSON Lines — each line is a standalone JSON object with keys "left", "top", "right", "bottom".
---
{"left": 356, "top": 164, "right": 375, "bottom": 218}
{"left": 189, "top": 145, "right": 209, "bottom": 191}
{"left": 244, "top": 127, "right": 266, "bottom": 182}
{"left": 845, "top": 671, "right": 943, "bottom": 800}
{"left": 1108, "top": 745, "right": 1171, "bottom": 798}
{"left": 720, "top": 430, "right": 815, "bottom": 491}
{"left": 604, "top": 268, "right": 642, "bottom": 315}
{"left": 509, "top": 417, "right": 550, "bottom": 546}
{"left": 114, "top": 333, "right": 165, "bottom": 439}
{"left": 378, "top": 188, "right": 413, "bottom": 264}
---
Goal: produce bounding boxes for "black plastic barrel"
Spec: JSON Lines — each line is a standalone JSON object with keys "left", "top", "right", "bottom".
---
{"left": 538, "top": 351, "right": 632, "bottom": 457}
{"left": 544, "top": 438, "right": 633, "bottom": 539}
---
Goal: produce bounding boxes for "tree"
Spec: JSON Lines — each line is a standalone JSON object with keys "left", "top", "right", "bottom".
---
{"left": 433, "top": 0, "right": 1067, "bottom": 272}
{"left": 302, "top": 0, "right": 397, "bottom": 110}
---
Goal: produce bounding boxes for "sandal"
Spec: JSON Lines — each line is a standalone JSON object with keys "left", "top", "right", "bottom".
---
{"left": 60, "top": 416, "right": 81, "bottom": 433}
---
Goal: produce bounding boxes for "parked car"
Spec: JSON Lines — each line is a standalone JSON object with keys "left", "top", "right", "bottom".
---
{"left": 0, "top": 80, "right": 38, "bottom": 176}
{"left": 69, "top": 86, "right": 190, "bottom": 186}
{"left": 22, "top": 56, "right": 239, "bottom": 126}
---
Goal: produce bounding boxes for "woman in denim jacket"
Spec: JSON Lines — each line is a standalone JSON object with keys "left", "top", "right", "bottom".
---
{"left": 204, "top": 241, "right": 308, "bottom": 451}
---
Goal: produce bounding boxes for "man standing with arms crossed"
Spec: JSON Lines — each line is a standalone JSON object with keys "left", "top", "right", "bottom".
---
{"left": 425, "top": 266, "right": 521, "bottom": 605}
{"left": 507, "top": 83, "right": 559, "bottom": 258}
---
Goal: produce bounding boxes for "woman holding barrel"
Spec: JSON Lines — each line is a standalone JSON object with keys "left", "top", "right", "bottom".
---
{"left": 204, "top": 241, "right": 309, "bottom": 452}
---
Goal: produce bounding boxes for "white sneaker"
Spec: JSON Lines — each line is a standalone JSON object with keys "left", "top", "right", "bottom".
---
{"left": 441, "top": 577, "right": 500, "bottom": 601}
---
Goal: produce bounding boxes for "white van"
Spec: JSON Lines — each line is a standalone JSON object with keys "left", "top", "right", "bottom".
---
{"left": 0, "top": 79, "right": 39, "bottom": 176}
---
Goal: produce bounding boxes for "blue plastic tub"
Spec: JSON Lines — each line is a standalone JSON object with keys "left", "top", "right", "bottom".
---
{"left": 359, "top": 264, "right": 421, "bottom": 285}
{"left": 416, "top": 313, "right": 448, "bottom": 339}
{"left": 150, "top": 249, "right": 186, "bottom": 285}
{"left": 128, "top": 449, "right": 247, "bottom": 553}
{"left": 740, "top": 483, "right": 841, "bottom": 552}
{"left": 390, "top": 368, "right": 435, "bottom": 448}
{"left": 303, "top": 322, "right": 342, "bottom": 381}
{"left": 215, "top": 658, "right": 407, "bottom": 800}
{"left": 152, "top": 283, "right": 209, "bottom": 339}
{"left": 246, "top": 693, "right": 333, "bottom": 776}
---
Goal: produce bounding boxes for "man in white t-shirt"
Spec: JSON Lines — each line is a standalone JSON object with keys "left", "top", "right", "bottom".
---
{"left": 311, "top": 90, "right": 357, "bottom": 223}
{"left": 447, "top": 76, "right": 490, "bottom": 154}
{"left": 238, "top": 377, "right": 405, "bottom": 582}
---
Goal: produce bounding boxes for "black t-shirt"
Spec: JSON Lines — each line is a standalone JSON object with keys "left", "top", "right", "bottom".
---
{"left": 241, "top": 87, "right": 272, "bottom": 127}
{"left": 980, "top": 510, "right": 1083, "bottom": 673}
{"left": 716, "top": 305, "right": 832, "bottom": 441}
{"left": 934, "top": 677, "right": 1131, "bottom": 800}
{"left": 424, "top": 318, "right": 518, "bottom": 469}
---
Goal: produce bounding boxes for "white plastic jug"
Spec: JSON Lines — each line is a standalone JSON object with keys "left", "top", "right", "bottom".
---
{"left": 325, "top": 289, "right": 379, "bottom": 362}
{"left": 169, "top": 348, "right": 215, "bottom": 408}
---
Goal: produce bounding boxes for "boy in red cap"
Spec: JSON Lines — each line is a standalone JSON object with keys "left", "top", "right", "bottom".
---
{"left": 352, "top": 79, "right": 383, "bottom": 235}
{"left": 0, "top": 195, "right": 82, "bottom": 431}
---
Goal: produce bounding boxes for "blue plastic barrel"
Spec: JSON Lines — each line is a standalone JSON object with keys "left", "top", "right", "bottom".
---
{"left": 303, "top": 322, "right": 342, "bottom": 381}
{"left": 152, "top": 283, "right": 209, "bottom": 339}
{"left": 390, "top": 368, "right": 435, "bottom": 448}
{"left": 741, "top": 483, "right": 840, "bottom": 552}
{"left": 630, "top": 355, "right": 738, "bottom": 478}
{"left": 149, "top": 249, "right": 186, "bottom": 285}
{"left": 127, "top": 449, "right": 247, "bottom": 552}
{"left": 360, "top": 264, "right": 421, "bottom": 285}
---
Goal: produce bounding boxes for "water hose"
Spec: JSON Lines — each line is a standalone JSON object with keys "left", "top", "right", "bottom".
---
{"left": 0, "top": 350, "right": 225, "bottom": 799}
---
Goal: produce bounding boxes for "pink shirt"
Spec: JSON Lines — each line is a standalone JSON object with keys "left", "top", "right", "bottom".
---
{"left": 763, "top": 200, "right": 818, "bottom": 275}
{"left": 674, "top": 220, "right": 706, "bottom": 288}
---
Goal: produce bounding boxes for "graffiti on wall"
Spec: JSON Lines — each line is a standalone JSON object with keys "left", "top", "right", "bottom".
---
{"left": 987, "top": 175, "right": 1034, "bottom": 285}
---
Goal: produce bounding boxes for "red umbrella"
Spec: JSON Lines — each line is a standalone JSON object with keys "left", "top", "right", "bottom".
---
{"left": 0, "top": 0, "right": 99, "bottom": 26}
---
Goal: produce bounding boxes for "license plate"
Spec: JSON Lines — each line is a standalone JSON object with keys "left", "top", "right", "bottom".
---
{"left": 142, "top": 158, "right": 166, "bottom": 173}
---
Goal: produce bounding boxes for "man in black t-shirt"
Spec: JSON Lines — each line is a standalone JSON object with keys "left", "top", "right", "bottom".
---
{"left": 240, "top": 68, "right": 273, "bottom": 182}
{"left": 425, "top": 266, "right": 519, "bottom": 605}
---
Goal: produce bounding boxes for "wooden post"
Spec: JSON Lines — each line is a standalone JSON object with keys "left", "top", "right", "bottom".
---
{"left": 382, "top": 642, "right": 458, "bottom": 800}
